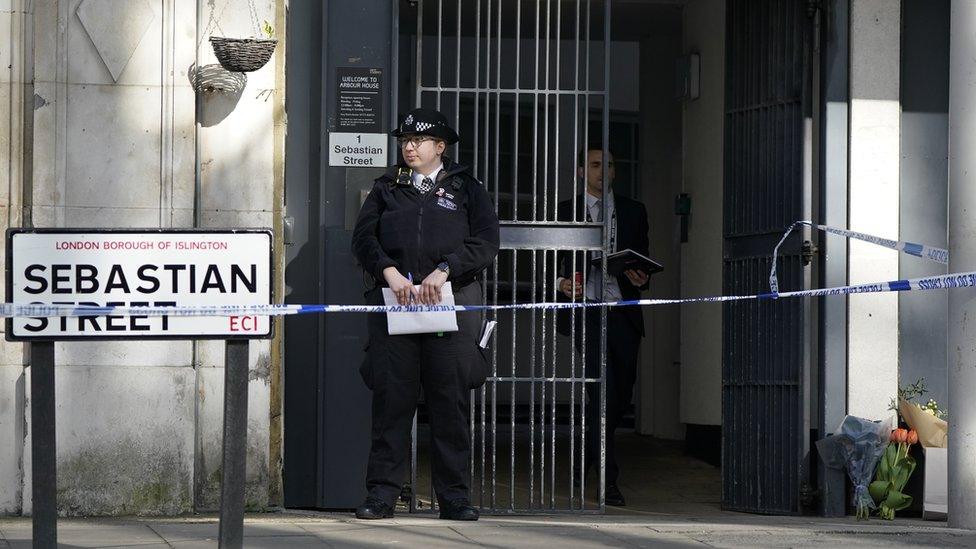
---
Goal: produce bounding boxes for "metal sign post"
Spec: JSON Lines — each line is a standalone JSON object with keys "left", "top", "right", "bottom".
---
{"left": 218, "top": 339, "right": 250, "bottom": 547}
{"left": 6, "top": 229, "right": 273, "bottom": 547}
{"left": 30, "top": 341, "right": 57, "bottom": 548}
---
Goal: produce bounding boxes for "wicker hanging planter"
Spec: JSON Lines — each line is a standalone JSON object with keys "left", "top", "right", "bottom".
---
{"left": 209, "top": 36, "right": 277, "bottom": 73}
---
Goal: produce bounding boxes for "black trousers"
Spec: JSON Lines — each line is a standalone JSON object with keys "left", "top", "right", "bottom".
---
{"left": 577, "top": 308, "right": 641, "bottom": 485}
{"left": 360, "top": 282, "right": 484, "bottom": 506}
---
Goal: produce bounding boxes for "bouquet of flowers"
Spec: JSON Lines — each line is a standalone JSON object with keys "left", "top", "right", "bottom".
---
{"left": 816, "top": 415, "right": 893, "bottom": 519}
{"left": 869, "top": 427, "right": 918, "bottom": 520}
{"left": 890, "top": 378, "right": 948, "bottom": 448}
{"left": 899, "top": 397, "right": 948, "bottom": 448}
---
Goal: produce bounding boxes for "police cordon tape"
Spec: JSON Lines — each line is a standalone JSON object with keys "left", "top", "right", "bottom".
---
{"left": 769, "top": 220, "right": 949, "bottom": 294}
{"left": 1, "top": 221, "right": 965, "bottom": 319}
{"left": 2, "top": 269, "right": 975, "bottom": 319}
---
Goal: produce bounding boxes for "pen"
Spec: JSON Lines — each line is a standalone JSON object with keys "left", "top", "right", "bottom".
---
{"left": 407, "top": 272, "right": 414, "bottom": 304}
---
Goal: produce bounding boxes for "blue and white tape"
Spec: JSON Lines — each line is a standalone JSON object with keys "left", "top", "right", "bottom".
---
{"left": 3, "top": 269, "right": 974, "bottom": 319}
{"left": 2, "top": 220, "right": 965, "bottom": 319}
{"left": 769, "top": 220, "right": 949, "bottom": 294}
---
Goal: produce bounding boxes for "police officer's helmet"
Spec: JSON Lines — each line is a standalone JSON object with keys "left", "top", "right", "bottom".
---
{"left": 391, "top": 108, "right": 460, "bottom": 145}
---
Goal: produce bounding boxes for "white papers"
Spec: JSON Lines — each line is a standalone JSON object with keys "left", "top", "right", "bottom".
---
{"left": 479, "top": 320, "right": 497, "bottom": 348}
{"left": 382, "top": 282, "right": 459, "bottom": 335}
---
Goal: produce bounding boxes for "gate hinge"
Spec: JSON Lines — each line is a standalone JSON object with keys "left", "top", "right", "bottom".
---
{"left": 800, "top": 482, "right": 821, "bottom": 511}
{"left": 801, "top": 240, "right": 818, "bottom": 266}
{"left": 805, "top": 0, "right": 822, "bottom": 19}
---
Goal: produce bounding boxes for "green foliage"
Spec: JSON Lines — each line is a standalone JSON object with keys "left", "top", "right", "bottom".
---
{"left": 888, "top": 377, "right": 949, "bottom": 421}
{"left": 870, "top": 441, "right": 916, "bottom": 520}
{"left": 889, "top": 377, "right": 927, "bottom": 414}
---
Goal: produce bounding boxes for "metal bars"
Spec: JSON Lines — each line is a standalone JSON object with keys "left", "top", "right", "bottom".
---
{"left": 408, "top": 0, "right": 610, "bottom": 514}
{"left": 722, "top": 0, "right": 812, "bottom": 515}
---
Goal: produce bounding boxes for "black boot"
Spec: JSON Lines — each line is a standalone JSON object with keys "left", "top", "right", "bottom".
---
{"left": 439, "top": 498, "right": 479, "bottom": 521}
{"left": 356, "top": 497, "right": 394, "bottom": 519}
{"left": 605, "top": 484, "right": 626, "bottom": 507}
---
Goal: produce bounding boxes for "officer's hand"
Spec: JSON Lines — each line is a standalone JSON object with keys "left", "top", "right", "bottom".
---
{"left": 559, "top": 277, "right": 583, "bottom": 299}
{"left": 624, "top": 269, "right": 649, "bottom": 287}
{"left": 420, "top": 269, "right": 449, "bottom": 305}
{"left": 383, "top": 267, "right": 419, "bottom": 305}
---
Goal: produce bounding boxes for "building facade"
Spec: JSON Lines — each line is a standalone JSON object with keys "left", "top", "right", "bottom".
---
{"left": 0, "top": 0, "right": 970, "bottom": 520}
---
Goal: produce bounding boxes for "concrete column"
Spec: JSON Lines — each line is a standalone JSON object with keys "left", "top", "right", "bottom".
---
{"left": 847, "top": 0, "right": 900, "bottom": 421}
{"left": 948, "top": 0, "right": 976, "bottom": 530}
{"left": 678, "top": 0, "right": 725, "bottom": 429}
{"left": 638, "top": 28, "right": 683, "bottom": 440}
{"left": 0, "top": 0, "right": 30, "bottom": 513}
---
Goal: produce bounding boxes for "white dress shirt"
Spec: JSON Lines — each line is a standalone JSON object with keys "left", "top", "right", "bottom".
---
{"left": 411, "top": 164, "right": 444, "bottom": 190}
{"left": 558, "top": 191, "right": 621, "bottom": 302}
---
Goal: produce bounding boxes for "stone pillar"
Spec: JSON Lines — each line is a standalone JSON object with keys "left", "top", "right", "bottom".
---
{"left": 847, "top": 0, "right": 901, "bottom": 422}
{"left": 948, "top": 0, "right": 976, "bottom": 530}
{"left": 0, "top": 0, "right": 29, "bottom": 513}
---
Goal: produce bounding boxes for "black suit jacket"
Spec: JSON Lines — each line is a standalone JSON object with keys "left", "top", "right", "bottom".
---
{"left": 556, "top": 193, "right": 650, "bottom": 337}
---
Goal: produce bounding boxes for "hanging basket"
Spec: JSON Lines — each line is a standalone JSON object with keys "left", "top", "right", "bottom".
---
{"left": 209, "top": 37, "right": 277, "bottom": 73}
{"left": 188, "top": 63, "right": 247, "bottom": 94}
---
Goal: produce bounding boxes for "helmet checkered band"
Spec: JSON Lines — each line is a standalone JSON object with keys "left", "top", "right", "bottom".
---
{"left": 415, "top": 122, "right": 433, "bottom": 132}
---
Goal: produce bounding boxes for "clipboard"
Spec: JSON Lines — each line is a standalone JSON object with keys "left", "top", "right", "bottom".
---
{"left": 382, "top": 282, "right": 459, "bottom": 335}
{"left": 590, "top": 249, "right": 664, "bottom": 278}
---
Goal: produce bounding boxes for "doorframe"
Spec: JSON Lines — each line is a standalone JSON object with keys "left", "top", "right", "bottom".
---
{"left": 817, "top": 0, "right": 850, "bottom": 517}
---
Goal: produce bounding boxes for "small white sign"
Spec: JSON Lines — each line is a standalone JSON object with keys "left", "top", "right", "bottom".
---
{"left": 6, "top": 230, "right": 272, "bottom": 340}
{"left": 329, "top": 132, "right": 388, "bottom": 167}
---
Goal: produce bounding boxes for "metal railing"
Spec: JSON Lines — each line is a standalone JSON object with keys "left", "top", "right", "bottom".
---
{"left": 408, "top": 0, "right": 612, "bottom": 513}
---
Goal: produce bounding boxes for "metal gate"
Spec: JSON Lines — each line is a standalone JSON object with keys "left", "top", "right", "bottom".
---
{"left": 404, "top": 0, "right": 612, "bottom": 513}
{"left": 722, "top": 0, "right": 814, "bottom": 514}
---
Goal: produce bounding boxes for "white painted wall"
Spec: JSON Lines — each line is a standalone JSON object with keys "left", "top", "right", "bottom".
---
{"left": 847, "top": 0, "right": 900, "bottom": 422}
{"left": 0, "top": 0, "right": 283, "bottom": 515}
{"left": 678, "top": 0, "right": 724, "bottom": 427}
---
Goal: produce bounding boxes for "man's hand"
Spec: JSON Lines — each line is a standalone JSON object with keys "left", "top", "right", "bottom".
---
{"left": 383, "top": 267, "right": 419, "bottom": 305}
{"left": 559, "top": 277, "right": 584, "bottom": 300}
{"left": 624, "top": 269, "right": 648, "bottom": 288}
{"left": 420, "top": 269, "right": 449, "bottom": 305}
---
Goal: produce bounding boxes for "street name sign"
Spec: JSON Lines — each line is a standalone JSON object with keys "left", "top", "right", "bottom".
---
{"left": 5, "top": 229, "right": 273, "bottom": 340}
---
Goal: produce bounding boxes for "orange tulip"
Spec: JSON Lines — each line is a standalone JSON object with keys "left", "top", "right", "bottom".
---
{"left": 890, "top": 428, "right": 909, "bottom": 444}
{"left": 907, "top": 429, "right": 918, "bottom": 445}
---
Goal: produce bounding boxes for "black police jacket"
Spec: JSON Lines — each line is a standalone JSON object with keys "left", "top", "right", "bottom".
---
{"left": 352, "top": 159, "right": 500, "bottom": 288}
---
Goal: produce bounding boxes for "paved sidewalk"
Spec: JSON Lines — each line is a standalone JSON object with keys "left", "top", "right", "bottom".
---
{"left": 0, "top": 511, "right": 973, "bottom": 548}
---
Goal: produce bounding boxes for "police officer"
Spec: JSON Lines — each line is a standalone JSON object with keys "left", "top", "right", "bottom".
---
{"left": 351, "top": 108, "right": 500, "bottom": 521}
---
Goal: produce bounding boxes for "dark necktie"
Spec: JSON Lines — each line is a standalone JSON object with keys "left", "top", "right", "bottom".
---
{"left": 416, "top": 176, "right": 434, "bottom": 194}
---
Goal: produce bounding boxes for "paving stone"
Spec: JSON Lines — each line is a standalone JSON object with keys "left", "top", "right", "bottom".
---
{"left": 0, "top": 521, "right": 162, "bottom": 546}
{"left": 2, "top": 514, "right": 976, "bottom": 547}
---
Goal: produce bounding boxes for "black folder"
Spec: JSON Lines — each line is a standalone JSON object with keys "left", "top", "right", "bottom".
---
{"left": 589, "top": 249, "right": 664, "bottom": 278}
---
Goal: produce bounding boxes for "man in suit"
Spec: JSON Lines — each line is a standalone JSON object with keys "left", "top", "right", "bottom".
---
{"left": 556, "top": 145, "right": 649, "bottom": 506}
